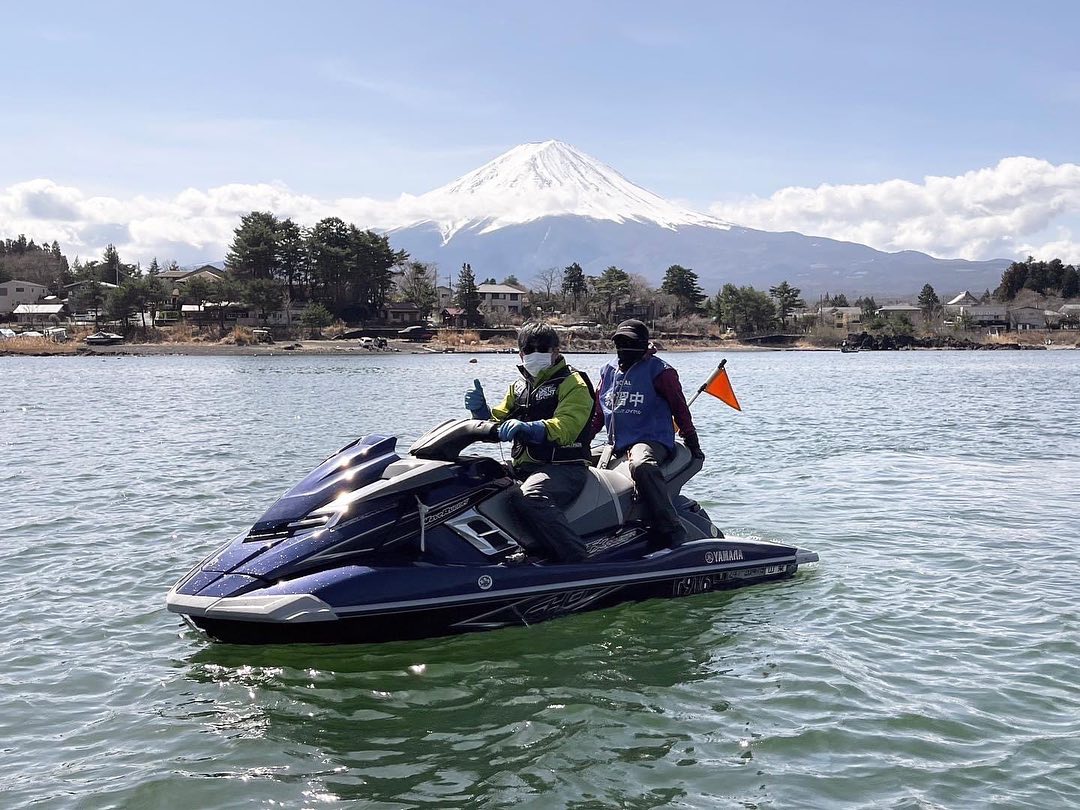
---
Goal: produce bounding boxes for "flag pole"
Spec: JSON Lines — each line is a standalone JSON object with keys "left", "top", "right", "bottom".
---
{"left": 688, "top": 358, "right": 726, "bottom": 408}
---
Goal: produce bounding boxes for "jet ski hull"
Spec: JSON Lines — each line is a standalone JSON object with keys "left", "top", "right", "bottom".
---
{"left": 168, "top": 542, "right": 817, "bottom": 645}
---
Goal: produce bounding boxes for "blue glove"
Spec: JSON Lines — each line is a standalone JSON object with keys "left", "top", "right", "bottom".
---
{"left": 497, "top": 419, "right": 546, "bottom": 443}
{"left": 465, "top": 379, "right": 491, "bottom": 419}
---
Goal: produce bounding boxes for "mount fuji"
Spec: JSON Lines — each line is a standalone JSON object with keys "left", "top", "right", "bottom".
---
{"left": 386, "top": 141, "right": 1008, "bottom": 296}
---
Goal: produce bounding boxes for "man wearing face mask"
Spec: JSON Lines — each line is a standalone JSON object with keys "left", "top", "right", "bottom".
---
{"left": 464, "top": 322, "right": 597, "bottom": 563}
{"left": 596, "top": 319, "right": 704, "bottom": 549}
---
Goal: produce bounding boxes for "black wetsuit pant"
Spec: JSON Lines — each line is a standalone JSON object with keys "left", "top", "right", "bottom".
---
{"left": 625, "top": 441, "right": 686, "bottom": 546}
{"left": 508, "top": 463, "right": 589, "bottom": 562}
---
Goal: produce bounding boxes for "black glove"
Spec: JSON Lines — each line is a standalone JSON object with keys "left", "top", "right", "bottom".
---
{"left": 684, "top": 433, "right": 705, "bottom": 460}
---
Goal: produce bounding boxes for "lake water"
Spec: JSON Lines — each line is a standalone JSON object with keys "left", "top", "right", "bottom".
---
{"left": 2, "top": 349, "right": 1078, "bottom": 809}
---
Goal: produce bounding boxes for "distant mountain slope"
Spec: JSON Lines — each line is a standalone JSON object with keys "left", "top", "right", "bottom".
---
{"left": 389, "top": 212, "right": 1009, "bottom": 297}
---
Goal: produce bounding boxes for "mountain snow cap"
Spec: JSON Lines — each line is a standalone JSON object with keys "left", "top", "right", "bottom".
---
{"left": 398, "top": 139, "right": 731, "bottom": 241}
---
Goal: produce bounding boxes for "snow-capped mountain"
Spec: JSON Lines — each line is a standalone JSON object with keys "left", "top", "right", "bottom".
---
{"left": 387, "top": 141, "right": 1009, "bottom": 296}
{"left": 394, "top": 140, "right": 730, "bottom": 241}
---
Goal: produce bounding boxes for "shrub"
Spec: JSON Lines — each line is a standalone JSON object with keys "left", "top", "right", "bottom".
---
{"left": 218, "top": 326, "right": 255, "bottom": 346}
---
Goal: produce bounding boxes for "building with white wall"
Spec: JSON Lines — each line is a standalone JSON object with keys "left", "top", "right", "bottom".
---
{"left": 0, "top": 279, "right": 48, "bottom": 315}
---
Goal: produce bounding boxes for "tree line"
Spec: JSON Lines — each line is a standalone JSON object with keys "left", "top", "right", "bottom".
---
{"left": 225, "top": 211, "right": 405, "bottom": 320}
{"left": 994, "top": 257, "right": 1080, "bottom": 301}
{"left": 14, "top": 213, "right": 1079, "bottom": 336}
{"left": 0, "top": 236, "right": 69, "bottom": 287}
{"left": 523, "top": 261, "right": 808, "bottom": 335}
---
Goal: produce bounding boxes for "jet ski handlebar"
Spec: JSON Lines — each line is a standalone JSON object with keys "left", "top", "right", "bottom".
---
{"left": 408, "top": 418, "right": 500, "bottom": 461}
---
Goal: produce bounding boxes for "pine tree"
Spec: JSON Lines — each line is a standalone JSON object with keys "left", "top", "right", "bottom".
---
{"left": 300, "top": 302, "right": 333, "bottom": 337}
{"left": 917, "top": 283, "right": 941, "bottom": 321}
{"left": 276, "top": 218, "right": 306, "bottom": 301}
{"left": 768, "top": 281, "right": 805, "bottom": 328}
{"left": 660, "top": 264, "right": 706, "bottom": 316}
{"left": 561, "top": 262, "right": 587, "bottom": 312}
{"left": 246, "top": 278, "right": 286, "bottom": 325}
{"left": 101, "top": 243, "right": 127, "bottom": 285}
{"left": 594, "top": 266, "right": 632, "bottom": 322}
{"left": 455, "top": 263, "right": 481, "bottom": 326}
{"left": 226, "top": 211, "right": 280, "bottom": 279}
{"left": 995, "top": 260, "right": 1030, "bottom": 301}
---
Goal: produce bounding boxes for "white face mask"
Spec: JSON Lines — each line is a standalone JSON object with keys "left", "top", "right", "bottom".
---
{"left": 521, "top": 351, "right": 553, "bottom": 376}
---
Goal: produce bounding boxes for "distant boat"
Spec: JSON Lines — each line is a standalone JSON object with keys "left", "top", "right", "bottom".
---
{"left": 85, "top": 331, "right": 124, "bottom": 346}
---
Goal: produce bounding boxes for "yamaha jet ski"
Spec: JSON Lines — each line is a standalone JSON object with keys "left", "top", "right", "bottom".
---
{"left": 166, "top": 419, "right": 818, "bottom": 644}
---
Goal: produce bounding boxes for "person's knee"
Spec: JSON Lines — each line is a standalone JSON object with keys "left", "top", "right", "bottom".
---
{"left": 629, "top": 457, "right": 661, "bottom": 484}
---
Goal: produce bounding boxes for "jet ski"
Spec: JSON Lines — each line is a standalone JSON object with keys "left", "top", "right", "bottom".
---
{"left": 166, "top": 419, "right": 819, "bottom": 644}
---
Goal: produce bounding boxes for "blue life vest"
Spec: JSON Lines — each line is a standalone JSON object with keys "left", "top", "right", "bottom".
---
{"left": 598, "top": 355, "right": 675, "bottom": 453}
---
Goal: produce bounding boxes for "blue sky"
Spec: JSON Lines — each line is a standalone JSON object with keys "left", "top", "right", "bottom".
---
{"left": 3, "top": 0, "right": 1080, "bottom": 262}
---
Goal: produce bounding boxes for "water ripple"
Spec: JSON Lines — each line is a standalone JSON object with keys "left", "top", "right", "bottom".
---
{"left": 2, "top": 352, "right": 1078, "bottom": 808}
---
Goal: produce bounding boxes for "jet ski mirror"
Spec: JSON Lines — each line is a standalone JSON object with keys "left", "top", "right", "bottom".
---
{"left": 409, "top": 418, "right": 500, "bottom": 461}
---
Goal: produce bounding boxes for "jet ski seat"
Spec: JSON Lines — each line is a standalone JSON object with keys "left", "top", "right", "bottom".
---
{"left": 475, "top": 442, "right": 705, "bottom": 547}
{"left": 562, "top": 442, "right": 703, "bottom": 537}
{"left": 598, "top": 441, "right": 702, "bottom": 491}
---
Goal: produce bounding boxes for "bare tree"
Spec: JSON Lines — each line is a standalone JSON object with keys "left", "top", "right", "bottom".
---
{"left": 531, "top": 265, "right": 564, "bottom": 299}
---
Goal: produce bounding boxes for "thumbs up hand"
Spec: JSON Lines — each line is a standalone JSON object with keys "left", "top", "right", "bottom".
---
{"left": 465, "top": 379, "right": 490, "bottom": 417}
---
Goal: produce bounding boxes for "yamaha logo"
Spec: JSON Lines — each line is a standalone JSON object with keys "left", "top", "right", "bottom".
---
{"left": 477, "top": 575, "right": 493, "bottom": 590}
{"left": 706, "top": 549, "right": 745, "bottom": 564}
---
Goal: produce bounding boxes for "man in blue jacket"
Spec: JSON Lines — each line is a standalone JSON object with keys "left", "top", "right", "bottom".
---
{"left": 596, "top": 319, "right": 704, "bottom": 548}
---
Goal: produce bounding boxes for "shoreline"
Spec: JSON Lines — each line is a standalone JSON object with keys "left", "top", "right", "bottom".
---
{"left": 3, "top": 336, "right": 1074, "bottom": 358}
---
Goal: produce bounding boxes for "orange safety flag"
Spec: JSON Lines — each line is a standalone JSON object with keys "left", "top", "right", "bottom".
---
{"left": 691, "top": 361, "right": 742, "bottom": 411}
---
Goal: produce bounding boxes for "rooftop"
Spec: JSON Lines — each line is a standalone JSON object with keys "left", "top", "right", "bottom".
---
{"left": 0, "top": 279, "right": 48, "bottom": 288}
{"left": 14, "top": 303, "right": 67, "bottom": 314}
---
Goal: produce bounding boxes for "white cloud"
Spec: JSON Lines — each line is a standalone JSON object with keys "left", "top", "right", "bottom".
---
{"left": 709, "top": 156, "right": 1080, "bottom": 262}
{"left": 0, "top": 178, "right": 426, "bottom": 264}
{"left": 7, "top": 154, "right": 1080, "bottom": 267}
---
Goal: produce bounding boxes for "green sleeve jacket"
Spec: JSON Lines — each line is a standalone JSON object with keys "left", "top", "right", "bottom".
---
{"left": 489, "top": 356, "right": 594, "bottom": 448}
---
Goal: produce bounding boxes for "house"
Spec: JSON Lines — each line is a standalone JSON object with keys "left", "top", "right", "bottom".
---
{"left": 477, "top": 283, "right": 526, "bottom": 316}
{"left": 1008, "top": 306, "right": 1049, "bottom": 330}
{"left": 614, "top": 302, "right": 656, "bottom": 323}
{"left": 157, "top": 266, "right": 228, "bottom": 302}
{"left": 954, "top": 304, "right": 1007, "bottom": 328}
{"left": 236, "top": 304, "right": 306, "bottom": 327}
{"left": 0, "top": 279, "right": 49, "bottom": 315}
{"left": 13, "top": 302, "right": 70, "bottom": 325}
{"left": 63, "top": 280, "right": 119, "bottom": 314}
{"left": 821, "top": 305, "right": 864, "bottom": 329}
{"left": 440, "top": 307, "right": 469, "bottom": 328}
{"left": 436, "top": 286, "right": 454, "bottom": 309}
{"left": 876, "top": 304, "right": 924, "bottom": 326}
{"left": 379, "top": 302, "right": 423, "bottom": 325}
{"left": 157, "top": 264, "right": 227, "bottom": 287}
{"left": 1059, "top": 303, "right": 1080, "bottom": 327}
{"left": 181, "top": 301, "right": 248, "bottom": 327}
